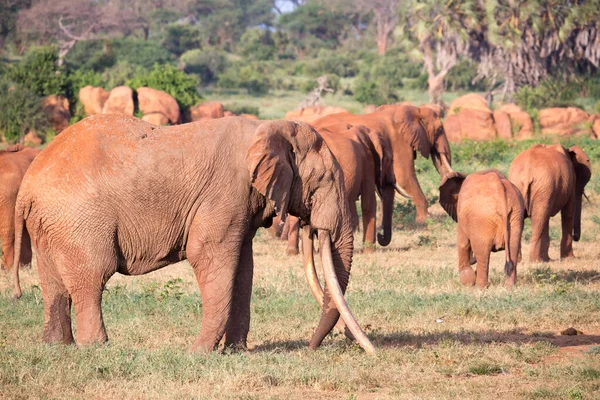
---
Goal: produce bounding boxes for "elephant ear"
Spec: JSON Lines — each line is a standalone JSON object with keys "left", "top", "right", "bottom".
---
{"left": 568, "top": 145, "right": 592, "bottom": 193}
{"left": 394, "top": 106, "right": 431, "bottom": 159}
{"left": 439, "top": 171, "right": 467, "bottom": 222}
{"left": 247, "top": 121, "right": 298, "bottom": 221}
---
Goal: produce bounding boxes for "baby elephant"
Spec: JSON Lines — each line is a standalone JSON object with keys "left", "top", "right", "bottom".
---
{"left": 439, "top": 170, "right": 525, "bottom": 288}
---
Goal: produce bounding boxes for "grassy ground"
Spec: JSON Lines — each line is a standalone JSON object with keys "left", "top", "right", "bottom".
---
{"left": 1, "top": 137, "right": 599, "bottom": 399}
{"left": 202, "top": 88, "right": 468, "bottom": 120}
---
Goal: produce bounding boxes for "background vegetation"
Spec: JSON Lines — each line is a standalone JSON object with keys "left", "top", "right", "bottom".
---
{"left": 1, "top": 0, "right": 599, "bottom": 141}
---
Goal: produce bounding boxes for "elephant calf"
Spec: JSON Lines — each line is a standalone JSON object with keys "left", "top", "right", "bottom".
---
{"left": 509, "top": 144, "right": 592, "bottom": 262}
{"left": 0, "top": 144, "right": 40, "bottom": 270}
{"left": 439, "top": 170, "right": 525, "bottom": 288}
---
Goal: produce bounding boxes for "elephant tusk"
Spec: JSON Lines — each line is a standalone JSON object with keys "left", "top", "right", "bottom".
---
{"left": 302, "top": 226, "right": 324, "bottom": 306}
{"left": 583, "top": 192, "right": 592, "bottom": 204}
{"left": 318, "top": 230, "right": 376, "bottom": 354}
{"left": 394, "top": 183, "right": 412, "bottom": 199}
{"left": 441, "top": 153, "right": 453, "bottom": 173}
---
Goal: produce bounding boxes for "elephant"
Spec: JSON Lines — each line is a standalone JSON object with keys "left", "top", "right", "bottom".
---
{"left": 508, "top": 144, "right": 592, "bottom": 263}
{"left": 439, "top": 169, "right": 525, "bottom": 288}
{"left": 314, "top": 104, "right": 453, "bottom": 224}
{"left": 0, "top": 144, "right": 40, "bottom": 270}
{"left": 282, "top": 122, "right": 410, "bottom": 255}
{"left": 12, "top": 114, "right": 375, "bottom": 353}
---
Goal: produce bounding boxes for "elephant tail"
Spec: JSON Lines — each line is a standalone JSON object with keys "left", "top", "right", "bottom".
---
{"left": 12, "top": 200, "right": 25, "bottom": 300}
{"left": 502, "top": 182, "right": 514, "bottom": 277}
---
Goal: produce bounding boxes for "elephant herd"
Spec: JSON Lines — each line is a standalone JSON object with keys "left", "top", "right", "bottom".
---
{"left": 1, "top": 104, "right": 592, "bottom": 354}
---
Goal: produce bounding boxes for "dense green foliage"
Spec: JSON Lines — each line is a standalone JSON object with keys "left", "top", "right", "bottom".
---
{"left": 0, "top": 78, "right": 49, "bottom": 142}
{"left": 6, "top": 47, "right": 67, "bottom": 97}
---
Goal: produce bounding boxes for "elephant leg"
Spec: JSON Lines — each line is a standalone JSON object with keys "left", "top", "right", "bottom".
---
{"left": 280, "top": 217, "right": 290, "bottom": 241}
{"left": 37, "top": 252, "right": 74, "bottom": 344}
{"left": 0, "top": 207, "right": 15, "bottom": 270}
{"left": 224, "top": 233, "right": 254, "bottom": 350}
{"left": 286, "top": 216, "right": 300, "bottom": 256}
{"left": 560, "top": 197, "right": 575, "bottom": 259}
{"left": 457, "top": 227, "right": 475, "bottom": 286}
{"left": 360, "top": 183, "right": 377, "bottom": 254}
{"left": 473, "top": 244, "right": 492, "bottom": 289}
{"left": 188, "top": 239, "right": 241, "bottom": 352}
{"left": 505, "top": 220, "right": 521, "bottom": 288}
{"left": 66, "top": 258, "right": 114, "bottom": 346}
{"left": 397, "top": 163, "right": 428, "bottom": 224}
{"left": 529, "top": 209, "right": 551, "bottom": 263}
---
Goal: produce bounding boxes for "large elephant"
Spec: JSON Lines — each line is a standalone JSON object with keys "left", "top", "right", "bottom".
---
{"left": 283, "top": 122, "right": 409, "bottom": 255}
{"left": 439, "top": 170, "right": 525, "bottom": 288}
{"left": 508, "top": 144, "right": 592, "bottom": 262}
{"left": 314, "top": 105, "right": 453, "bottom": 223}
{"left": 12, "top": 114, "right": 375, "bottom": 353}
{"left": 0, "top": 144, "right": 40, "bottom": 270}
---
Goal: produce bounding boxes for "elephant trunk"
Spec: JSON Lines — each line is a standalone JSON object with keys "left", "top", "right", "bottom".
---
{"left": 377, "top": 184, "right": 396, "bottom": 246}
{"left": 432, "top": 134, "right": 453, "bottom": 177}
{"left": 574, "top": 193, "right": 582, "bottom": 242}
{"left": 307, "top": 228, "right": 375, "bottom": 354}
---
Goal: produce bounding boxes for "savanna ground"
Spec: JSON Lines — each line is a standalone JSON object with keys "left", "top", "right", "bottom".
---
{"left": 1, "top": 136, "right": 599, "bottom": 400}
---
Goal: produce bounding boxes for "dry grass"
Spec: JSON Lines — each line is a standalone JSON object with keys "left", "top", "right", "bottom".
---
{"left": 1, "top": 137, "right": 599, "bottom": 399}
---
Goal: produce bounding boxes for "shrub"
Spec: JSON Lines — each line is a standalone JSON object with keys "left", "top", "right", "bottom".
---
{"left": 354, "top": 74, "right": 398, "bottom": 105}
{"left": 238, "top": 28, "right": 276, "bottom": 61}
{"left": 300, "top": 74, "right": 340, "bottom": 94}
{"left": 66, "top": 39, "right": 174, "bottom": 71}
{"left": 0, "top": 78, "right": 49, "bottom": 143}
{"left": 180, "top": 49, "right": 227, "bottom": 84}
{"left": 306, "top": 49, "right": 358, "bottom": 78}
{"left": 102, "top": 63, "right": 149, "bottom": 89}
{"left": 127, "top": 64, "right": 201, "bottom": 110}
{"left": 514, "top": 77, "right": 579, "bottom": 112}
{"left": 162, "top": 24, "right": 203, "bottom": 56}
{"left": 445, "top": 60, "right": 486, "bottom": 91}
{"left": 224, "top": 103, "right": 260, "bottom": 117}
{"left": 218, "top": 63, "right": 271, "bottom": 96}
{"left": 7, "top": 46, "right": 67, "bottom": 97}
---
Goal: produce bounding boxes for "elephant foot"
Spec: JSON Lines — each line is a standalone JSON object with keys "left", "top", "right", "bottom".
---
{"left": 286, "top": 247, "right": 299, "bottom": 256}
{"left": 530, "top": 256, "right": 552, "bottom": 263}
{"left": 560, "top": 252, "right": 575, "bottom": 260}
{"left": 362, "top": 245, "right": 375, "bottom": 254}
{"left": 459, "top": 268, "right": 476, "bottom": 286}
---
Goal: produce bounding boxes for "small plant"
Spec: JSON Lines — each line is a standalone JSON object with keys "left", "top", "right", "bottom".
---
{"left": 468, "top": 362, "right": 504, "bottom": 376}
{"left": 224, "top": 103, "right": 260, "bottom": 117}
{"left": 159, "top": 278, "right": 184, "bottom": 301}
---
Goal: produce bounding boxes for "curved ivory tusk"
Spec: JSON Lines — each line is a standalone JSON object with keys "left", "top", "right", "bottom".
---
{"left": 441, "top": 153, "right": 453, "bottom": 173}
{"left": 583, "top": 192, "right": 591, "bottom": 204}
{"left": 318, "top": 230, "right": 376, "bottom": 354}
{"left": 302, "top": 226, "right": 324, "bottom": 306}
{"left": 394, "top": 183, "right": 412, "bottom": 199}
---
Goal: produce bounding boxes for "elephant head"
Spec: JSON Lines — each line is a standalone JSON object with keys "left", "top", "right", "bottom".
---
{"left": 567, "top": 145, "right": 592, "bottom": 241}
{"left": 246, "top": 120, "right": 375, "bottom": 353}
{"left": 385, "top": 105, "right": 453, "bottom": 178}
{"left": 438, "top": 171, "right": 467, "bottom": 222}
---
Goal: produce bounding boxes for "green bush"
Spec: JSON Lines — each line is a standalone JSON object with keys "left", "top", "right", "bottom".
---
{"left": 306, "top": 49, "right": 358, "bottom": 78}
{"left": 0, "top": 78, "right": 49, "bottom": 143}
{"left": 7, "top": 46, "right": 67, "bottom": 97}
{"left": 162, "top": 24, "right": 203, "bottom": 56}
{"left": 300, "top": 74, "right": 340, "bottom": 94}
{"left": 127, "top": 64, "right": 201, "bottom": 110}
{"left": 354, "top": 73, "right": 398, "bottom": 105}
{"left": 66, "top": 39, "right": 175, "bottom": 71}
{"left": 218, "top": 63, "right": 271, "bottom": 96}
{"left": 224, "top": 103, "right": 260, "bottom": 117}
{"left": 180, "top": 49, "right": 227, "bottom": 84}
{"left": 445, "top": 60, "right": 486, "bottom": 91}
{"left": 514, "top": 77, "right": 579, "bottom": 112}
{"left": 238, "top": 29, "right": 276, "bottom": 61}
{"left": 102, "top": 63, "right": 149, "bottom": 89}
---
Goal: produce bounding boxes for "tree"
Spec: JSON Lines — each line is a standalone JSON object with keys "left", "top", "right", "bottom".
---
{"left": 362, "top": 0, "right": 400, "bottom": 55}
{"left": 474, "top": 0, "right": 600, "bottom": 101}
{"left": 0, "top": 0, "right": 31, "bottom": 52}
{"left": 398, "top": 0, "right": 479, "bottom": 104}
